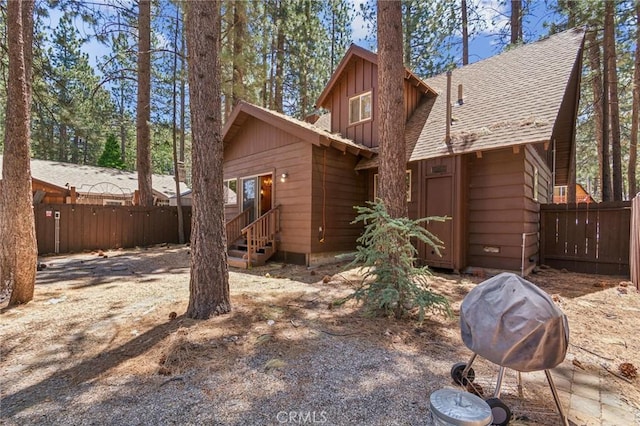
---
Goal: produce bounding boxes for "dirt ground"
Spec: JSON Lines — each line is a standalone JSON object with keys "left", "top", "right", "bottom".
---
{"left": 1, "top": 244, "right": 638, "bottom": 425}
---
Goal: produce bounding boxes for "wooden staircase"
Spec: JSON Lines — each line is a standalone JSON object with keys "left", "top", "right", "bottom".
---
{"left": 226, "top": 207, "right": 280, "bottom": 269}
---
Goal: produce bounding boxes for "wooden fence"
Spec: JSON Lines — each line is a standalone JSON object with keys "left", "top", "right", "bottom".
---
{"left": 34, "top": 204, "right": 192, "bottom": 255}
{"left": 540, "top": 201, "right": 631, "bottom": 276}
{"left": 631, "top": 195, "right": 640, "bottom": 289}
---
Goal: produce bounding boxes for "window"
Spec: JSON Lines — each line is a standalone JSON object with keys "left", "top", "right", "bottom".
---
{"left": 349, "top": 91, "right": 372, "bottom": 125}
{"left": 373, "top": 170, "right": 412, "bottom": 202}
{"left": 103, "top": 199, "right": 126, "bottom": 206}
{"left": 224, "top": 179, "right": 238, "bottom": 205}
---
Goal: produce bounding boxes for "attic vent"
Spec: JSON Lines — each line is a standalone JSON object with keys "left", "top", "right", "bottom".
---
{"left": 431, "top": 165, "right": 447, "bottom": 174}
{"left": 458, "top": 84, "right": 464, "bottom": 105}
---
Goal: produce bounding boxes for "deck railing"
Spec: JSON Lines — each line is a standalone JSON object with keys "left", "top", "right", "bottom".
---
{"left": 242, "top": 206, "right": 280, "bottom": 267}
{"left": 226, "top": 209, "right": 251, "bottom": 248}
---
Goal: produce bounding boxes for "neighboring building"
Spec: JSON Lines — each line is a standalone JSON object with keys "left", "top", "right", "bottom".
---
{"left": 553, "top": 184, "right": 595, "bottom": 204}
{"left": 223, "top": 29, "right": 585, "bottom": 274}
{"left": 0, "top": 156, "right": 189, "bottom": 206}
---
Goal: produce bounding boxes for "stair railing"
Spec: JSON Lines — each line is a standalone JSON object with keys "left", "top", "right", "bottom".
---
{"left": 226, "top": 209, "right": 251, "bottom": 249}
{"left": 241, "top": 206, "right": 280, "bottom": 267}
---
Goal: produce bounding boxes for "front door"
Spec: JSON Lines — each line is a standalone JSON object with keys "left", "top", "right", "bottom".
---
{"left": 242, "top": 174, "right": 273, "bottom": 223}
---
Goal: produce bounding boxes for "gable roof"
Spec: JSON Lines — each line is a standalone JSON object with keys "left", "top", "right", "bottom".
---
{"left": 223, "top": 101, "right": 375, "bottom": 158}
{"left": 355, "top": 29, "right": 584, "bottom": 180}
{"left": 315, "top": 44, "right": 437, "bottom": 109}
{"left": 0, "top": 156, "right": 189, "bottom": 199}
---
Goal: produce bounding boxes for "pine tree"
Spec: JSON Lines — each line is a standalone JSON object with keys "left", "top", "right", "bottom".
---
{"left": 185, "top": 0, "right": 231, "bottom": 319}
{"left": 1, "top": 0, "right": 38, "bottom": 305}
{"left": 98, "top": 134, "right": 125, "bottom": 169}
{"left": 341, "top": 202, "right": 450, "bottom": 321}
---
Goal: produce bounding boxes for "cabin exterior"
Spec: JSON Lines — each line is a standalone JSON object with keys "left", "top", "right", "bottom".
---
{"left": 222, "top": 103, "right": 373, "bottom": 267}
{"left": 0, "top": 156, "right": 189, "bottom": 206}
{"left": 222, "top": 28, "right": 585, "bottom": 274}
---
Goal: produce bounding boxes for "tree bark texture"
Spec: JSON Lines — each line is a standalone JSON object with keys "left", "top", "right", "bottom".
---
{"left": 630, "top": 2, "right": 640, "bottom": 198}
{"left": 185, "top": 0, "right": 231, "bottom": 319}
{"left": 1, "top": 0, "right": 37, "bottom": 305}
{"left": 232, "top": 1, "right": 246, "bottom": 107}
{"left": 461, "top": 0, "right": 469, "bottom": 65}
{"left": 377, "top": 0, "right": 407, "bottom": 218}
{"left": 274, "top": 1, "right": 285, "bottom": 113}
{"left": 604, "top": 1, "right": 623, "bottom": 201}
{"left": 510, "top": 0, "right": 522, "bottom": 45}
{"left": 586, "top": 29, "right": 609, "bottom": 201}
{"left": 137, "top": 0, "right": 153, "bottom": 206}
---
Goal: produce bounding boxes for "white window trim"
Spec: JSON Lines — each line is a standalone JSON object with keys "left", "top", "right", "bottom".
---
{"left": 373, "top": 170, "right": 412, "bottom": 202}
{"left": 348, "top": 91, "right": 372, "bottom": 125}
{"left": 224, "top": 178, "right": 238, "bottom": 206}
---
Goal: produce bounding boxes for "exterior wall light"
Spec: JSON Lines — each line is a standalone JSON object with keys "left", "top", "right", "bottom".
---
{"left": 280, "top": 172, "right": 288, "bottom": 183}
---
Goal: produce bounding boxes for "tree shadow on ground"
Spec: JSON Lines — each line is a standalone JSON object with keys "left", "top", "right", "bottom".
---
{"left": 0, "top": 315, "right": 195, "bottom": 418}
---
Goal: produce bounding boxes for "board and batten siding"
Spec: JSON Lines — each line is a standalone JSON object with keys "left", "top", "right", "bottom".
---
{"left": 223, "top": 116, "right": 313, "bottom": 255}
{"left": 310, "top": 146, "right": 368, "bottom": 254}
{"left": 466, "top": 146, "right": 550, "bottom": 272}
{"left": 323, "top": 56, "right": 428, "bottom": 149}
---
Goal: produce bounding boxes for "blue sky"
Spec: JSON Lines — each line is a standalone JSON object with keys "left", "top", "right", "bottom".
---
{"left": 51, "top": 1, "right": 560, "bottom": 78}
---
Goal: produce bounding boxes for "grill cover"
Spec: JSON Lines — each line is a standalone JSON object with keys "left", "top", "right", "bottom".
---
{"left": 460, "top": 272, "right": 569, "bottom": 372}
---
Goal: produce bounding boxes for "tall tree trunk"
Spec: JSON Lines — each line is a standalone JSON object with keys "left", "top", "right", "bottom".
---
{"left": 377, "top": 0, "right": 407, "bottom": 219}
{"left": 586, "top": 29, "right": 609, "bottom": 201}
{"left": 1, "top": 0, "right": 37, "bottom": 305}
{"left": 630, "top": 2, "right": 640, "bottom": 199}
{"left": 273, "top": 0, "right": 285, "bottom": 112}
{"left": 119, "top": 89, "right": 127, "bottom": 164}
{"left": 461, "top": 0, "right": 469, "bottom": 65}
{"left": 137, "top": 0, "right": 153, "bottom": 206}
{"left": 172, "top": 3, "right": 184, "bottom": 244}
{"left": 510, "top": 0, "right": 522, "bottom": 45}
{"left": 232, "top": 1, "right": 246, "bottom": 107}
{"left": 566, "top": 0, "right": 576, "bottom": 29}
{"left": 403, "top": 2, "right": 412, "bottom": 66}
{"left": 59, "top": 123, "right": 67, "bottom": 161}
{"left": 604, "top": 1, "right": 623, "bottom": 201}
{"left": 185, "top": 0, "right": 231, "bottom": 319}
{"left": 601, "top": 27, "right": 612, "bottom": 202}
{"left": 180, "top": 26, "right": 186, "bottom": 163}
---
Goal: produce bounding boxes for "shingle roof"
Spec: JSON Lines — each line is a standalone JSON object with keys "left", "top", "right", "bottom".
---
{"left": 223, "top": 101, "right": 375, "bottom": 158}
{"left": 356, "top": 28, "right": 585, "bottom": 170}
{"left": 0, "top": 156, "right": 189, "bottom": 199}
{"left": 410, "top": 28, "right": 585, "bottom": 162}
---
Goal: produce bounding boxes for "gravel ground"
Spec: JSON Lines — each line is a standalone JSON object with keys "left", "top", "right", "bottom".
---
{"left": 1, "top": 245, "right": 637, "bottom": 425}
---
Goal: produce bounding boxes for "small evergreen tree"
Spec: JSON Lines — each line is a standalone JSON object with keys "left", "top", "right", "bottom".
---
{"left": 98, "top": 134, "right": 125, "bottom": 169}
{"left": 342, "top": 201, "right": 451, "bottom": 322}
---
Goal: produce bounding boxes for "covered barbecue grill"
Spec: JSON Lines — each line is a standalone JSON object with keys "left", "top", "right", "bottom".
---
{"left": 451, "top": 272, "right": 570, "bottom": 426}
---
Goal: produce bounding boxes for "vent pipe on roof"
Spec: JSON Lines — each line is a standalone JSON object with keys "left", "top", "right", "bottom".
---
{"left": 446, "top": 71, "right": 452, "bottom": 144}
{"left": 458, "top": 84, "right": 464, "bottom": 105}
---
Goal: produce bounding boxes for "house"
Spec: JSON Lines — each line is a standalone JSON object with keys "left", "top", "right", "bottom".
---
{"left": 222, "top": 28, "right": 585, "bottom": 274}
{"left": 553, "top": 183, "right": 595, "bottom": 204}
{"left": 0, "top": 156, "right": 189, "bottom": 206}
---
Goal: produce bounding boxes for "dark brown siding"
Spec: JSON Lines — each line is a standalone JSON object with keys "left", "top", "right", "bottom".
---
{"left": 414, "top": 157, "right": 465, "bottom": 271}
{"left": 34, "top": 204, "right": 191, "bottom": 254}
{"left": 32, "top": 180, "right": 67, "bottom": 204}
{"left": 541, "top": 201, "right": 630, "bottom": 275}
{"left": 467, "top": 148, "right": 531, "bottom": 271}
{"left": 223, "top": 116, "right": 313, "bottom": 255}
{"left": 310, "top": 146, "right": 367, "bottom": 254}
{"left": 324, "top": 57, "right": 427, "bottom": 148}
